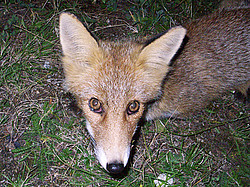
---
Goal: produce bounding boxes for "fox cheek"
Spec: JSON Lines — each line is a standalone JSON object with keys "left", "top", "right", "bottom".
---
{"left": 85, "top": 120, "right": 94, "bottom": 138}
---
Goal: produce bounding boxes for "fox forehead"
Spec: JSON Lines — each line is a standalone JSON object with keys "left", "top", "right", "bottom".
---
{"left": 100, "top": 39, "right": 142, "bottom": 64}
{"left": 74, "top": 40, "right": 147, "bottom": 102}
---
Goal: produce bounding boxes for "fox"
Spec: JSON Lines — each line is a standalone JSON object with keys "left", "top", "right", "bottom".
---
{"left": 59, "top": 8, "right": 249, "bottom": 174}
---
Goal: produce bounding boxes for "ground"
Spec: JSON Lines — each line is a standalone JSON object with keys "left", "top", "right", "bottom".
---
{"left": 0, "top": 0, "right": 249, "bottom": 186}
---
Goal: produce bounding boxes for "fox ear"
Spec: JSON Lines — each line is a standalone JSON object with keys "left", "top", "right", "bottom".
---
{"left": 138, "top": 26, "right": 186, "bottom": 84}
{"left": 59, "top": 12, "right": 99, "bottom": 63}
{"left": 59, "top": 13, "right": 101, "bottom": 92}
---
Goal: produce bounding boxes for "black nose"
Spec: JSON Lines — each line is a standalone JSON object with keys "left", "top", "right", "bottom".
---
{"left": 106, "top": 162, "right": 124, "bottom": 174}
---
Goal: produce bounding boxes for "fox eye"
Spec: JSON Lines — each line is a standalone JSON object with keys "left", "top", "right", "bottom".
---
{"left": 89, "top": 98, "right": 103, "bottom": 113}
{"left": 127, "top": 100, "right": 140, "bottom": 115}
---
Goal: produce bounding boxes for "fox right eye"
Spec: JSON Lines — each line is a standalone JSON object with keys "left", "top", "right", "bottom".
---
{"left": 89, "top": 98, "right": 103, "bottom": 113}
{"left": 127, "top": 100, "right": 140, "bottom": 115}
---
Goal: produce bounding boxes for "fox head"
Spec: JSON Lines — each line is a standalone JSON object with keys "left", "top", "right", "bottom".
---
{"left": 59, "top": 13, "right": 186, "bottom": 174}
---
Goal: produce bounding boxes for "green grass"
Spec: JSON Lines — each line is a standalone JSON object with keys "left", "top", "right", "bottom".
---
{"left": 0, "top": 0, "right": 249, "bottom": 186}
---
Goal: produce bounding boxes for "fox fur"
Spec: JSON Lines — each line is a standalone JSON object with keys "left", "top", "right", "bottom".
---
{"left": 59, "top": 8, "right": 249, "bottom": 174}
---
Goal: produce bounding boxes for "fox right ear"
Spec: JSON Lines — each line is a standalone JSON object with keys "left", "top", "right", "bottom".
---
{"left": 59, "top": 13, "right": 99, "bottom": 62}
{"left": 136, "top": 26, "right": 186, "bottom": 98}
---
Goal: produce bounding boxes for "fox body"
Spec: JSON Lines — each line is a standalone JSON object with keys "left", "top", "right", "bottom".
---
{"left": 59, "top": 8, "right": 249, "bottom": 174}
{"left": 146, "top": 8, "right": 250, "bottom": 120}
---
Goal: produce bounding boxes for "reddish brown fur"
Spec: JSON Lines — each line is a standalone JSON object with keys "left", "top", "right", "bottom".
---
{"left": 146, "top": 8, "right": 250, "bottom": 120}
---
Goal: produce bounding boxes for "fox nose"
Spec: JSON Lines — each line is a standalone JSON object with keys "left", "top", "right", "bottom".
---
{"left": 106, "top": 162, "right": 124, "bottom": 174}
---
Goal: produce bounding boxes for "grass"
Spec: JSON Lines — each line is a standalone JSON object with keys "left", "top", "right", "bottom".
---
{"left": 0, "top": 0, "right": 249, "bottom": 186}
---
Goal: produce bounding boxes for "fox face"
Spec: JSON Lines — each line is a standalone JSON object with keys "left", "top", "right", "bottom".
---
{"left": 59, "top": 13, "right": 186, "bottom": 174}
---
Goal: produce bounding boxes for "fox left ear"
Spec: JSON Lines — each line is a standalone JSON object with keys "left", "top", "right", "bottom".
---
{"left": 137, "top": 26, "right": 186, "bottom": 89}
{"left": 59, "top": 12, "right": 99, "bottom": 64}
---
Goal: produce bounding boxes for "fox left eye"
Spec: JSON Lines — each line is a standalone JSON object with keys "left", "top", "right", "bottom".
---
{"left": 127, "top": 100, "right": 140, "bottom": 115}
{"left": 89, "top": 98, "right": 103, "bottom": 113}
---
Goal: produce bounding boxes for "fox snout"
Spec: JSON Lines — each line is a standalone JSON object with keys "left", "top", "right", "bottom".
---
{"left": 86, "top": 120, "right": 133, "bottom": 174}
{"left": 83, "top": 97, "right": 144, "bottom": 174}
{"left": 95, "top": 142, "right": 131, "bottom": 174}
